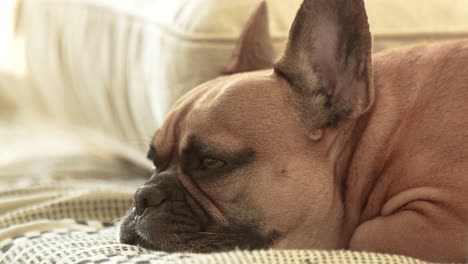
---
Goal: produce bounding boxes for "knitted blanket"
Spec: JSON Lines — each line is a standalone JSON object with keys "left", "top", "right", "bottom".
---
{"left": 0, "top": 148, "right": 442, "bottom": 264}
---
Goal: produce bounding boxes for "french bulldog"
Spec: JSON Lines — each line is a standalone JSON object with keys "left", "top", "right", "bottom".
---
{"left": 119, "top": 0, "right": 468, "bottom": 262}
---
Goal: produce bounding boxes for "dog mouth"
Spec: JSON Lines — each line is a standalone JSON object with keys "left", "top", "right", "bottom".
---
{"left": 118, "top": 202, "right": 280, "bottom": 253}
{"left": 118, "top": 173, "right": 279, "bottom": 252}
{"left": 118, "top": 208, "right": 221, "bottom": 252}
{"left": 118, "top": 187, "right": 236, "bottom": 253}
{"left": 119, "top": 198, "right": 207, "bottom": 252}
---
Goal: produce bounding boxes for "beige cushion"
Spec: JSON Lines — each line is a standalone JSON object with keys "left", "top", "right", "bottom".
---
{"left": 369, "top": 0, "right": 468, "bottom": 51}
{"left": 9, "top": 0, "right": 468, "bottom": 151}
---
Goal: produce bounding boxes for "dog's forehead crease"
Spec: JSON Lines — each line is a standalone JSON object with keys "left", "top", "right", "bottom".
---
{"left": 193, "top": 71, "right": 284, "bottom": 109}
{"left": 186, "top": 72, "right": 291, "bottom": 127}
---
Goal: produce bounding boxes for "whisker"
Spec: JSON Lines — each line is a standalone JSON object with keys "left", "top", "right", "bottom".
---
{"left": 111, "top": 217, "right": 123, "bottom": 224}
{"left": 173, "top": 233, "right": 182, "bottom": 243}
{"left": 276, "top": 232, "right": 297, "bottom": 244}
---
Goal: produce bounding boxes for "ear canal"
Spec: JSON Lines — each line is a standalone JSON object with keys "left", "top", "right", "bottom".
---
{"left": 274, "top": 0, "right": 374, "bottom": 128}
{"left": 223, "top": 1, "right": 275, "bottom": 75}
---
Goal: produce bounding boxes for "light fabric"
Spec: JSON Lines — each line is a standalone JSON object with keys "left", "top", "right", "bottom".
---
{"left": 0, "top": 81, "right": 15, "bottom": 123}
{"left": 8, "top": 0, "right": 468, "bottom": 152}
{"left": 0, "top": 138, "right": 442, "bottom": 264}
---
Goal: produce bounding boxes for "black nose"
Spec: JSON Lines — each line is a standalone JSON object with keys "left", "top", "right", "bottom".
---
{"left": 133, "top": 176, "right": 185, "bottom": 216}
{"left": 134, "top": 185, "right": 166, "bottom": 216}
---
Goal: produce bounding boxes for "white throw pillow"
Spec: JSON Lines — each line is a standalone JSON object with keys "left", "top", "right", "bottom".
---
{"left": 12, "top": 0, "right": 468, "bottom": 152}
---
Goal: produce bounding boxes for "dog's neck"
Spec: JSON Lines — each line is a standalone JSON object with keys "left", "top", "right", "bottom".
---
{"left": 319, "top": 112, "right": 368, "bottom": 246}
{"left": 325, "top": 56, "right": 410, "bottom": 245}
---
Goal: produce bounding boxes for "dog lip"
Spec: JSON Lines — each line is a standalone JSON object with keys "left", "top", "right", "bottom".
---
{"left": 133, "top": 206, "right": 201, "bottom": 242}
{"left": 120, "top": 200, "right": 209, "bottom": 252}
{"left": 120, "top": 208, "right": 158, "bottom": 248}
{"left": 132, "top": 225, "right": 198, "bottom": 251}
{"left": 132, "top": 206, "right": 150, "bottom": 222}
{"left": 132, "top": 232, "right": 160, "bottom": 250}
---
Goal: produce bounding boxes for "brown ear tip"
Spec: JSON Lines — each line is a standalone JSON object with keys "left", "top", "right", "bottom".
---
{"left": 255, "top": 0, "right": 268, "bottom": 16}
{"left": 256, "top": 0, "right": 268, "bottom": 14}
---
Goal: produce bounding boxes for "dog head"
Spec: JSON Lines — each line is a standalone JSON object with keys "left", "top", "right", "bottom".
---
{"left": 119, "top": 0, "right": 374, "bottom": 252}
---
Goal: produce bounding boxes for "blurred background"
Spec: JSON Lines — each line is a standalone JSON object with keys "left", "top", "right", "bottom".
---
{"left": 1, "top": 0, "right": 467, "bottom": 159}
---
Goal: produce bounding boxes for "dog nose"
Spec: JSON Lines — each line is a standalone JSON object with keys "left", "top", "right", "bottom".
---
{"left": 134, "top": 185, "right": 166, "bottom": 216}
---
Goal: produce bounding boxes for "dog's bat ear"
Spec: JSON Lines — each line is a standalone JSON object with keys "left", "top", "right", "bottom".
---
{"left": 223, "top": 1, "right": 274, "bottom": 75}
{"left": 274, "top": 0, "right": 374, "bottom": 128}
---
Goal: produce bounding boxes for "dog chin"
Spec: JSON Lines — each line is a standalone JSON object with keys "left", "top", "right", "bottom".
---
{"left": 118, "top": 207, "right": 280, "bottom": 253}
{"left": 118, "top": 207, "right": 201, "bottom": 252}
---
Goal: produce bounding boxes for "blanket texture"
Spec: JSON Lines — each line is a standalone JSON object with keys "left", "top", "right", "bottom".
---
{"left": 0, "top": 152, "right": 444, "bottom": 264}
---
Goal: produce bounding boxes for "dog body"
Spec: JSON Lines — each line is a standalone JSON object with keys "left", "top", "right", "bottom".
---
{"left": 120, "top": 0, "right": 468, "bottom": 262}
{"left": 343, "top": 42, "right": 468, "bottom": 260}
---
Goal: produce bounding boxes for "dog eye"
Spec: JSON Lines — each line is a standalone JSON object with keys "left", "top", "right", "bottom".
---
{"left": 200, "top": 158, "right": 225, "bottom": 170}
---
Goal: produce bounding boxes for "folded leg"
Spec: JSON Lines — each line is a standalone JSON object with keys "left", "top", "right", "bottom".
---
{"left": 349, "top": 201, "right": 468, "bottom": 262}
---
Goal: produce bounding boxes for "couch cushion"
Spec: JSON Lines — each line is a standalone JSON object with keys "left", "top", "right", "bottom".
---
{"left": 13, "top": 0, "right": 468, "bottom": 151}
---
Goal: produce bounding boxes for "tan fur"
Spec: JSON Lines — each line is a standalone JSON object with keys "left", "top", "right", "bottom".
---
{"left": 346, "top": 41, "right": 468, "bottom": 261}
{"left": 126, "top": 0, "right": 467, "bottom": 261}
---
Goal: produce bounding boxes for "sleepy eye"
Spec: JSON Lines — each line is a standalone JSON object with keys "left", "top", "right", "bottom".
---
{"left": 200, "top": 157, "right": 225, "bottom": 170}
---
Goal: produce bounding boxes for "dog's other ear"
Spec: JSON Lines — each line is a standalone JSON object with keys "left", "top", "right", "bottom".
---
{"left": 275, "top": 0, "right": 374, "bottom": 128}
{"left": 224, "top": 1, "right": 274, "bottom": 74}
